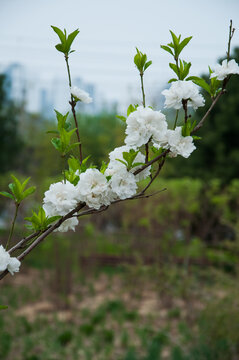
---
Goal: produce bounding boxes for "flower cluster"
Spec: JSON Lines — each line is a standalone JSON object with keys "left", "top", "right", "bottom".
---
{"left": 210, "top": 59, "right": 239, "bottom": 81}
{"left": 125, "top": 106, "right": 168, "bottom": 147}
{"left": 124, "top": 106, "right": 196, "bottom": 159}
{"left": 162, "top": 80, "right": 205, "bottom": 110}
{"left": 43, "top": 181, "right": 79, "bottom": 232}
{"left": 70, "top": 86, "right": 93, "bottom": 104}
{"left": 0, "top": 245, "right": 21, "bottom": 275}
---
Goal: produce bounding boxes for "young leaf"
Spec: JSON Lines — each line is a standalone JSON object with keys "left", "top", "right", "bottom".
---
{"left": 160, "top": 45, "right": 174, "bottom": 56}
{"left": 116, "top": 115, "right": 126, "bottom": 123}
{"left": 169, "top": 63, "right": 179, "bottom": 77}
{"left": 65, "top": 29, "right": 80, "bottom": 53}
{"left": 127, "top": 104, "right": 138, "bottom": 116}
{"left": 0, "top": 191, "right": 14, "bottom": 200}
{"left": 51, "top": 26, "right": 66, "bottom": 44}
{"left": 187, "top": 76, "right": 211, "bottom": 94}
{"left": 178, "top": 36, "right": 193, "bottom": 54}
{"left": 21, "top": 186, "right": 36, "bottom": 200}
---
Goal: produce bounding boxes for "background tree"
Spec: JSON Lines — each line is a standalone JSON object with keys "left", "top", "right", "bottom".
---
{"left": 0, "top": 74, "right": 23, "bottom": 173}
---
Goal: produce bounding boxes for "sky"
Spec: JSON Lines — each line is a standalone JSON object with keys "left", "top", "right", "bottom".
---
{"left": 0, "top": 0, "right": 239, "bottom": 111}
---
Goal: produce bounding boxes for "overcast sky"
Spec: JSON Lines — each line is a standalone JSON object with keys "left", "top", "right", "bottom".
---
{"left": 0, "top": 0, "right": 239, "bottom": 109}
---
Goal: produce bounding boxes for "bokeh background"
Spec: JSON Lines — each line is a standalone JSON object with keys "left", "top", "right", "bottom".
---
{"left": 0, "top": 1, "right": 239, "bottom": 359}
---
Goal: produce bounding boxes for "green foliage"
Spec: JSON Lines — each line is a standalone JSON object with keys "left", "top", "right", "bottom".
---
{"left": 65, "top": 155, "right": 91, "bottom": 184}
{"left": 134, "top": 48, "right": 152, "bottom": 75}
{"left": 51, "top": 26, "right": 80, "bottom": 56}
{"left": 181, "top": 119, "right": 196, "bottom": 137}
{"left": 0, "top": 305, "right": 8, "bottom": 310}
{"left": 25, "top": 207, "right": 60, "bottom": 231}
{"left": 169, "top": 60, "right": 191, "bottom": 81}
{"left": 187, "top": 70, "right": 222, "bottom": 98}
{"left": 161, "top": 31, "right": 193, "bottom": 82}
{"left": 50, "top": 111, "right": 79, "bottom": 156}
{"left": 57, "top": 330, "right": 73, "bottom": 346}
{"left": 116, "top": 149, "right": 143, "bottom": 171}
{"left": 0, "top": 175, "right": 36, "bottom": 204}
{"left": 161, "top": 31, "right": 192, "bottom": 61}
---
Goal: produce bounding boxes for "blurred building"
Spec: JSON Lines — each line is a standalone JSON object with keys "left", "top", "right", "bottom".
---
{"left": 2, "top": 62, "right": 103, "bottom": 119}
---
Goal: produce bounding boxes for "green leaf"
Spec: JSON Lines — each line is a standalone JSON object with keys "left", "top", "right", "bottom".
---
{"left": 55, "top": 43, "right": 65, "bottom": 53}
{"left": 51, "top": 137, "right": 62, "bottom": 151}
{"left": 21, "top": 177, "right": 31, "bottom": 192}
{"left": 0, "top": 305, "right": 8, "bottom": 311}
{"left": 169, "top": 63, "right": 179, "bottom": 77}
{"left": 46, "top": 215, "right": 61, "bottom": 226}
{"left": 144, "top": 60, "right": 152, "bottom": 71}
{"left": 116, "top": 115, "right": 126, "bottom": 123}
{"left": 51, "top": 26, "right": 66, "bottom": 44}
{"left": 116, "top": 159, "right": 128, "bottom": 167}
{"left": 100, "top": 161, "right": 108, "bottom": 174}
{"left": 0, "top": 191, "right": 14, "bottom": 200}
{"left": 178, "top": 36, "right": 192, "bottom": 54}
{"left": 65, "top": 29, "right": 80, "bottom": 53}
{"left": 160, "top": 45, "right": 174, "bottom": 56}
{"left": 187, "top": 76, "right": 211, "bottom": 94}
{"left": 168, "top": 78, "right": 178, "bottom": 83}
{"left": 21, "top": 186, "right": 36, "bottom": 200}
{"left": 127, "top": 104, "right": 138, "bottom": 116}
{"left": 170, "top": 30, "right": 179, "bottom": 47}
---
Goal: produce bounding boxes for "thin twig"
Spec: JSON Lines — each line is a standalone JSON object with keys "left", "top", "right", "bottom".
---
{"left": 227, "top": 20, "right": 235, "bottom": 62}
{"left": 192, "top": 78, "right": 229, "bottom": 133}
{"left": 65, "top": 54, "right": 83, "bottom": 163}
{"left": 134, "top": 149, "right": 170, "bottom": 176}
{"left": 0, "top": 203, "right": 85, "bottom": 280}
{"left": 182, "top": 99, "right": 188, "bottom": 124}
{"left": 138, "top": 157, "right": 166, "bottom": 196}
{"left": 173, "top": 110, "right": 179, "bottom": 129}
{"left": 6, "top": 203, "right": 20, "bottom": 250}
{"left": 8, "top": 230, "right": 41, "bottom": 255}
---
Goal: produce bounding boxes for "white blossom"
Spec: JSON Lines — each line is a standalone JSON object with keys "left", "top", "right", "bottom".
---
{"left": 57, "top": 217, "right": 79, "bottom": 233}
{"left": 210, "top": 59, "right": 239, "bottom": 81}
{"left": 70, "top": 86, "right": 93, "bottom": 104}
{"left": 162, "top": 80, "right": 205, "bottom": 110}
{"left": 76, "top": 169, "right": 112, "bottom": 210}
{"left": 125, "top": 106, "right": 168, "bottom": 148}
{"left": 108, "top": 145, "right": 151, "bottom": 181}
{"left": 106, "top": 167, "right": 137, "bottom": 200}
{"left": 43, "top": 181, "right": 78, "bottom": 217}
{"left": 165, "top": 127, "right": 196, "bottom": 158}
{"left": 0, "top": 245, "right": 21, "bottom": 275}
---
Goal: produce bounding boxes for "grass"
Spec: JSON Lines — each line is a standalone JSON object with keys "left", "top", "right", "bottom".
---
{"left": 0, "top": 262, "right": 239, "bottom": 360}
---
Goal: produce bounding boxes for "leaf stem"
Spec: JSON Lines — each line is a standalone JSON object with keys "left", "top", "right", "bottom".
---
{"left": 140, "top": 72, "right": 149, "bottom": 162}
{"left": 6, "top": 203, "right": 20, "bottom": 250}
{"left": 173, "top": 110, "right": 179, "bottom": 129}
{"left": 140, "top": 73, "right": 146, "bottom": 107}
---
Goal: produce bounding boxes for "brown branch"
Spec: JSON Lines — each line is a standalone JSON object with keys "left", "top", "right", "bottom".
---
{"left": 8, "top": 230, "right": 41, "bottom": 255}
{"left": 138, "top": 157, "right": 166, "bottom": 196}
{"left": 227, "top": 20, "right": 235, "bottom": 62}
{"left": 0, "top": 203, "right": 85, "bottom": 281}
{"left": 182, "top": 99, "right": 188, "bottom": 124}
{"left": 192, "top": 77, "right": 229, "bottom": 133}
{"left": 134, "top": 149, "right": 170, "bottom": 176}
